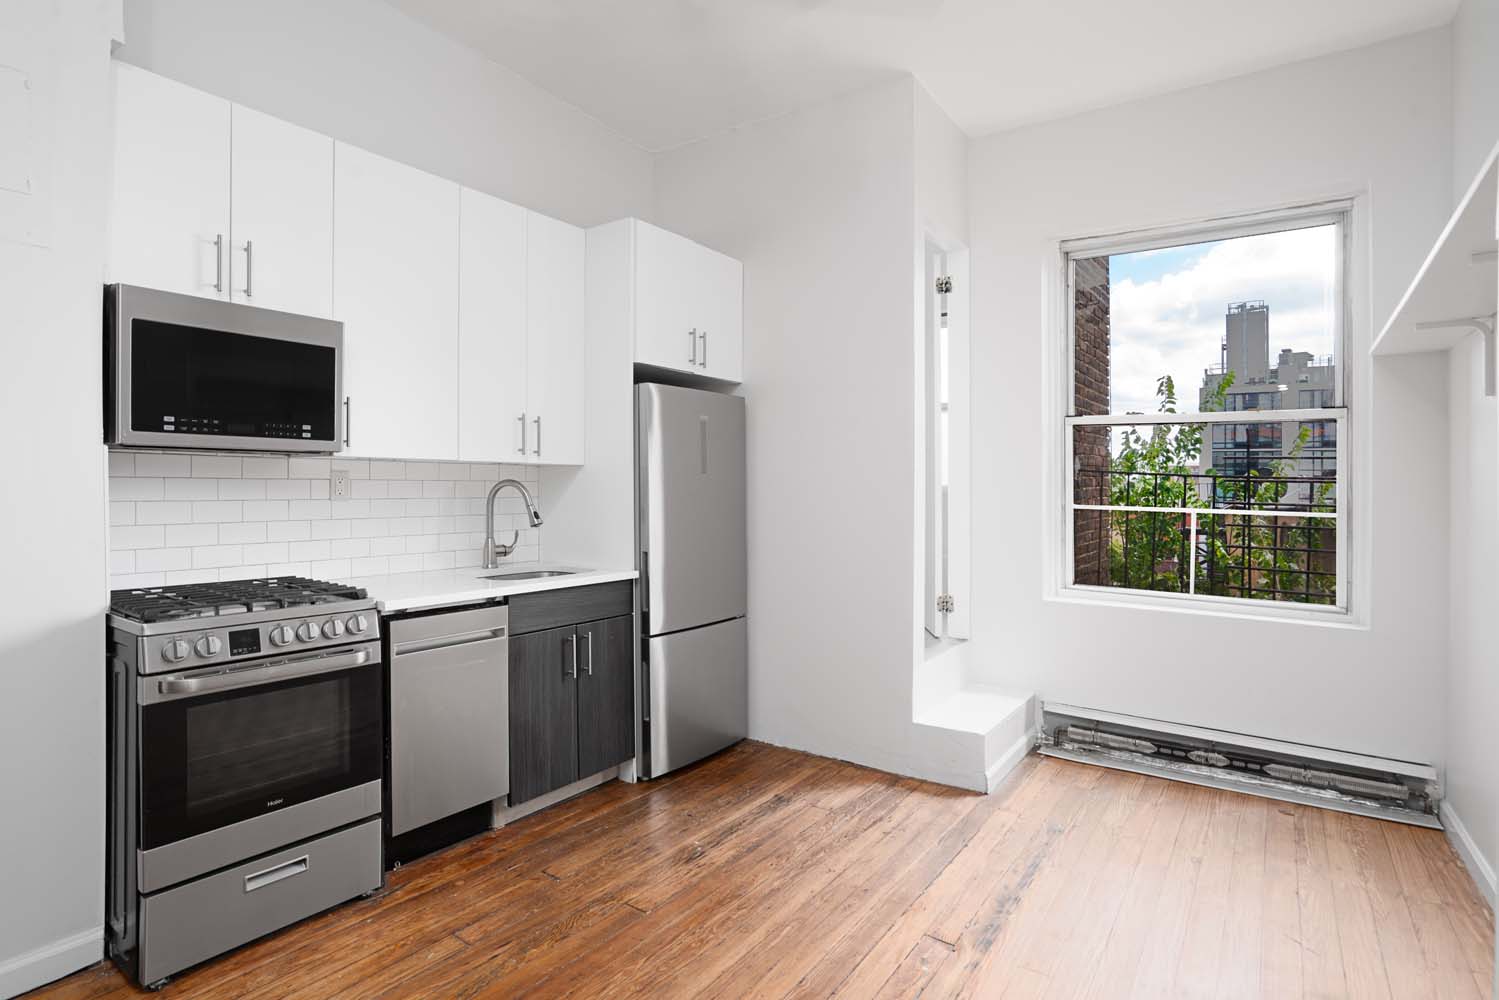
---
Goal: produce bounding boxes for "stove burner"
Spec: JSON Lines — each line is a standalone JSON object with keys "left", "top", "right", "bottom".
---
{"left": 109, "top": 577, "right": 368, "bottom": 624}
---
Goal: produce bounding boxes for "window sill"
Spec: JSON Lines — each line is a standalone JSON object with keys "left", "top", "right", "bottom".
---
{"left": 1050, "top": 584, "right": 1368, "bottom": 630}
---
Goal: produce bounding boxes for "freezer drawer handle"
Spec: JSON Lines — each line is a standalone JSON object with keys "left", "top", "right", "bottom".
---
{"left": 243, "top": 855, "right": 308, "bottom": 893}
{"left": 688, "top": 328, "right": 697, "bottom": 365}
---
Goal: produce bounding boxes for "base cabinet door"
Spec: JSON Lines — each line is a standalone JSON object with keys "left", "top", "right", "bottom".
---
{"left": 577, "top": 615, "right": 635, "bottom": 777}
{"left": 508, "top": 624, "right": 579, "bottom": 805}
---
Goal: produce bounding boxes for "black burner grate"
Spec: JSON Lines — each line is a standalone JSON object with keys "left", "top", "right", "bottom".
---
{"left": 109, "top": 576, "right": 368, "bottom": 623}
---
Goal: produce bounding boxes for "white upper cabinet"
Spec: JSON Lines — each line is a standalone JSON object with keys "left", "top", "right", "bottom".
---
{"left": 229, "top": 106, "right": 334, "bottom": 317}
{"left": 632, "top": 219, "right": 742, "bottom": 382}
{"left": 109, "top": 63, "right": 231, "bottom": 298}
{"left": 457, "top": 188, "right": 528, "bottom": 463}
{"left": 525, "top": 211, "right": 586, "bottom": 465}
{"left": 333, "top": 142, "right": 460, "bottom": 461}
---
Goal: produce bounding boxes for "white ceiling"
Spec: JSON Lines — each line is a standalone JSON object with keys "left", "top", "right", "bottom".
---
{"left": 387, "top": 0, "right": 1460, "bottom": 152}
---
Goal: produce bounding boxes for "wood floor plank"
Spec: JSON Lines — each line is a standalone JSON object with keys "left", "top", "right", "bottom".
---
{"left": 22, "top": 745, "right": 1493, "bottom": 1000}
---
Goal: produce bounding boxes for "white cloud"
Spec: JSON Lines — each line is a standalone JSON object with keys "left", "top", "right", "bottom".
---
{"left": 1107, "top": 225, "right": 1336, "bottom": 414}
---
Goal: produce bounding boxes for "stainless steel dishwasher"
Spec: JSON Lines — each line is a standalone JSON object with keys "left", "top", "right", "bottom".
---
{"left": 388, "top": 604, "right": 509, "bottom": 837}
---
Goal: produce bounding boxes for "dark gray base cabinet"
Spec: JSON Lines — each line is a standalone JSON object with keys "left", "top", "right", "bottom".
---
{"left": 509, "top": 613, "right": 634, "bottom": 806}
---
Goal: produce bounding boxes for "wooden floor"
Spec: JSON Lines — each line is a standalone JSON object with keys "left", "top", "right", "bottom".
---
{"left": 31, "top": 742, "right": 1494, "bottom": 999}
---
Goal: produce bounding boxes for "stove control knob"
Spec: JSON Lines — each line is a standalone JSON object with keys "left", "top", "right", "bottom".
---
{"left": 296, "top": 621, "right": 320, "bottom": 642}
{"left": 347, "top": 614, "right": 369, "bottom": 635}
{"left": 269, "top": 624, "right": 294, "bottom": 647}
{"left": 322, "top": 618, "right": 345, "bottom": 639}
{"left": 162, "top": 638, "right": 190, "bottom": 663}
{"left": 195, "top": 635, "right": 223, "bottom": 658}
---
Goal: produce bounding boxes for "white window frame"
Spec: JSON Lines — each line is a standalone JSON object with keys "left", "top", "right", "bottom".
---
{"left": 1054, "top": 200, "right": 1361, "bottom": 624}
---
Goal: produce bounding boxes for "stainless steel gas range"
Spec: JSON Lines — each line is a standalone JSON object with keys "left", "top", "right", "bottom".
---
{"left": 106, "top": 578, "right": 385, "bottom": 988}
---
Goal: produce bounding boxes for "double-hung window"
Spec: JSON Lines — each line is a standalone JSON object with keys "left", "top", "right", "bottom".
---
{"left": 1063, "top": 204, "right": 1349, "bottom": 613}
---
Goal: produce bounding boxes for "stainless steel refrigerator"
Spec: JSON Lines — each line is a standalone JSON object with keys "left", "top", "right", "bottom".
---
{"left": 636, "top": 383, "right": 748, "bottom": 778}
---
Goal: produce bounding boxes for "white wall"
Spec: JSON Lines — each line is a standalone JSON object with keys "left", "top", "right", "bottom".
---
{"left": 654, "top": 81, "right": 953, "bottom": 779}
{"left": 115, "top": 0, "right": 652, "bottom": 228}
{"left": 967, "top": 30, "right": 1455, "bottom": 764}
{"left": 1443, "top": 0, "right": 1499, "bottom": 905}
{"left": 0, "top": 2, "right": 117, "bottom": 996}
{"left": 1452, "top": 0, "right": 1499, "bottom": 194}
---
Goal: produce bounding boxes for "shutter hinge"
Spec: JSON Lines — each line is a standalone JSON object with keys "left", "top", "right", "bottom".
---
{"left": 936, "top": 593, "right": 955, "bottom": 614}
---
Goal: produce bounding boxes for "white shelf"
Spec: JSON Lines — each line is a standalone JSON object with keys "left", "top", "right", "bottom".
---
{"left": 1371, "top": 140, "right": 1497, "bottom": 358}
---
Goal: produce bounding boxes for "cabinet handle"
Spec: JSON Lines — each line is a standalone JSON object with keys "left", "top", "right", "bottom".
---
{"left": 533, "top": 416, "right": 542, "bottom": 457}
{"left": 700, "top": 331, "right": 707, "bottom": 368}
{"left": 213, "top": 233, "right": 224, "bottom": 293}
{"left": 517, "top": 412, "right": 527, "bottom": 455}
{"left": 565, "top": 633, "right": 577, "bottom": 679}
{"left": 584, "top": 629, "right": 594, "bottom": 676}
{"left": 243, "top": 239, "right": 254, "bottom": 298}
{"left": 688, "top": 328, "right": 697, "bottom": 365}
{"left": 343, "top": 396, "right": 351, "bottom": 448}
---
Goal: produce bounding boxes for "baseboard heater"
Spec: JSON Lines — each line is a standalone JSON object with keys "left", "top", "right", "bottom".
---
{"left": 1038, "top": 703, "right": 1441, "bottom": 829}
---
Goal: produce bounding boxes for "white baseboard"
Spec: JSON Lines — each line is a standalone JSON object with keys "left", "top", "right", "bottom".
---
{"left": 985, "top": 730, "right": 1036, "bottom": 793}
{"left": 1440, "top": 800, "right": 1497, "bottom": 907}
{"left": 0, "top": 927, "right": 101, "bottom": 1000}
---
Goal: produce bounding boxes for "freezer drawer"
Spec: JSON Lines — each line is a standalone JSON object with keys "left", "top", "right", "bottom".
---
{"left": 389, "top": 605, "right": 509, "bottom": 835}
{"left": 138, "top": 818, "right": 382, "bottom": 985}
{"left": 647, "top": 617, "right": 747, "bottom": 777}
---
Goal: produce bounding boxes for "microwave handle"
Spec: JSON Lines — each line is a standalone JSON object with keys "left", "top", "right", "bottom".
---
{"left": 343, "top": 396, "right": 351, "bottom": 449}
{"left": 150, "top": 647, "right": 375, "bottom": 703}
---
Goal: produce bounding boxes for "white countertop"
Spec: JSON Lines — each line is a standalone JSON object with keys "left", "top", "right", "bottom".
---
{"left": 347, "top": 564, "right": 638, "bottom": 614}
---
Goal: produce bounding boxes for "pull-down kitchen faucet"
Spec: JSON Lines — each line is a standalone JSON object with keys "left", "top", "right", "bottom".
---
{"left": 482, "top": 479, "right": 544, "bottom": 568}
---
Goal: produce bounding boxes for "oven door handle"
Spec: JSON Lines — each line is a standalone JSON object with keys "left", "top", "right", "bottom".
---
{"left": 152, "top": 647, "right": 375, "bottom": 702}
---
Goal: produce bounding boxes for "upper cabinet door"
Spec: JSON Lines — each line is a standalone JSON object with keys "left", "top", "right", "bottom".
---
{"left": 333, "top": 143, "right": 460, "bottom": 461}
{"left": 457, "top": 188, "right": 529, "bottom": 463}
{"left": 694, "top": 246, "right": 743, "bottom": 383}
{"left": 229, "top": 105, "right": 334, "bottom": 317}
{"left": 633, "top": 220, "right": 701, "bottom": 373}
{"left": 109, "top": 63, "right": 231, "bottom": 299}
{"left": 525, "top": 211, "right": 586, "bottom": 465}
{"left": 631, "top": 219, "right": 743, "bottom": 381}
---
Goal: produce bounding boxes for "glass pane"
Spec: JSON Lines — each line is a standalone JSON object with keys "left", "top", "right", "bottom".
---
{"left": 1073, "top": 224, "right": 1338, "bottom": 417}
{"left": 1072, "top": 421, "right": 1337, "bottom": 605}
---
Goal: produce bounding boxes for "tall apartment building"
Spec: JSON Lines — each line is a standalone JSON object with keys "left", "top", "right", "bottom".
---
{"left": 1198, "top": 301, "right": 1336, "bottom": 493}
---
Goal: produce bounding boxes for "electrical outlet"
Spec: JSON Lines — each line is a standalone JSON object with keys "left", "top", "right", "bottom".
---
{"left": 331, "top": 469, "right": 351, "bottom": 498}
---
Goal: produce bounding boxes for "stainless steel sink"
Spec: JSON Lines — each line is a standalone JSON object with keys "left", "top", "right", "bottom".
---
{"left": 479, "top": 569, "right": 576, "bottom": 581}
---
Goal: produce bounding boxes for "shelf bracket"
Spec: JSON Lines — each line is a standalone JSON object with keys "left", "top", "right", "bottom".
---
{"left": 1416, "top": 314, "right": 1496, "bottom": 396}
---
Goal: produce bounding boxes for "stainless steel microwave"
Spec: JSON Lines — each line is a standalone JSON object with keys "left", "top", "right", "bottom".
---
{"left": 105, "top": 284, "right": 344, "bottom": 452}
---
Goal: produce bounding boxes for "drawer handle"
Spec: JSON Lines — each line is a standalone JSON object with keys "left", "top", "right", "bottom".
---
{"left": 244, "top": 855, "right": 309, "bottom": 893}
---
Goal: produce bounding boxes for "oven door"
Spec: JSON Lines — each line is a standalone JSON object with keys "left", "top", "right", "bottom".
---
{"left": 136, "top": 642, "right": 381, "bottom": 892}
{"left": 107, "top": 283, "right": 343, "bottom": 452}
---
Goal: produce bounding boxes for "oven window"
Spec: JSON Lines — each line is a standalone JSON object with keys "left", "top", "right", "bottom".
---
{"left": 130, "top": 318, "right": 336, "bottom": 441}
{"left": 140, "top": 664, "right": 380, "bottom": 850}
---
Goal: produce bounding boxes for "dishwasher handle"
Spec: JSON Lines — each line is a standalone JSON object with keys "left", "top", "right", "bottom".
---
{"left": 392, "top": 625, "right": 506, "bottom": 657}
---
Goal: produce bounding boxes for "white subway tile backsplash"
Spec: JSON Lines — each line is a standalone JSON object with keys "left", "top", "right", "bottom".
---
{"left": 266, "top": 478, "right": 312, "bottom": 500}
{"left": 243, "top": 500, "right": 290, "bottom": 522}
{"left": 288, "top": 456, "right": 331, "bottom": 479}
{"left": 164, "top": 478, "right": 219, "bottom": 500}
{"left": 241, "top": 456, "right": 289, "bottom": 478}
{"left": 192, "top": 455, "right": 242, "bottom": 478}
{"left": 111, "top": 525, "right": 165, "bottom": 550}
{"left": 267, "top": 521, "right": 313, "bottom": 542}
{"left": 218, "top": 479, "right": 267, "bottom": 500}
{"left": 193, "top": 500, "right": 243, "bottom": 523}
{"left": 289, "top": 499, "right": 331, "bottom": 520}
{"left": 134, "top": 453, "right": 192, "bottom": 477}
{"left": 165, "top": 523, "right": 218, "bottom": 547}
{"left": 110, "top": 477, "right": 163, "bottom": 501}
{"left": 218, "top": 521, "right": 268, "bottom": 545}
{"left": 137, "top": 501, "right": 195, "bottom": 525}
{"left": 108, "top": 452, "right": 541, "bottom": 586}
{"left": 137, "top": 547, "right": 192, "bottom": 572}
